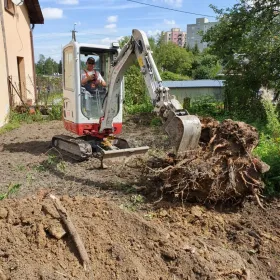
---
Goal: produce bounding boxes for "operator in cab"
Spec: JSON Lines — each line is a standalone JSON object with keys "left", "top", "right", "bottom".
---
{"left": 81, "top": 57, "right": 106, "bottom": 92}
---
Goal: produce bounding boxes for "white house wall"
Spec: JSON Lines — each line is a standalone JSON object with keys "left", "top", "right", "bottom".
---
{"left": 0, "top": 1, "right": 35, "bottom": 127}
{"left": 0, "top": 7, "right": 9, "bottom": 127}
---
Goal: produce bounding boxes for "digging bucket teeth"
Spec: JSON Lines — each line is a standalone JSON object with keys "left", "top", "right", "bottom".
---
{"left": 164, "top": 112, "right": 201, "bottom": 154}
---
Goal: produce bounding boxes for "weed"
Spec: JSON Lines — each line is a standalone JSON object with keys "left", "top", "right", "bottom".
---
{"left": 26, "top": 173, "right": 36, "bottom": 184}
{"left": 120, "top": 194, "right": 145, "bottom": 212}
{"left": 33, "top": 164, "right": 46, "bottom": 172}
{"left": 144, "top": 212, "right": 155, "bottom": 220}
{"left": 46, "top": 154, "right": 57, "bottom": 166}
{"left": 16, "top": 164, "right": 26, "bottom": 171}
{"left": 47, "top": 104, "right": 62, "bottom": 120}
{"left": 150, "top": 117, "right": 162, "bottom": 127}
{"left": 57, "top": 161, "right": 66, "bottom": 173}
{"left": 0, "top": 183, "right": 21, "bottom": 200}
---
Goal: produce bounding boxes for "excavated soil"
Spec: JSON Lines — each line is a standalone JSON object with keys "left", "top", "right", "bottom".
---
{"left": 0, "top": 116, "right": 280, "bottom": 280}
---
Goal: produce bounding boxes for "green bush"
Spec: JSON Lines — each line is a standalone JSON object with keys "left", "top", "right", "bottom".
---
{"left": 189, "top": 95, "right": 224, "bottom": 117}
{"left": 125, "top": 103, "right": 153, "bottom": 115}
{"left": 47, "top": 104, "right": 63, "bottom": 120}
{"left": 253, "top": 100, "right": 280, "bottom": 195}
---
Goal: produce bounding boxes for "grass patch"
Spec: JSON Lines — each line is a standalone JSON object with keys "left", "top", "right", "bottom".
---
{"left": 0, "top": 183, "right": 21, "bottom": 200}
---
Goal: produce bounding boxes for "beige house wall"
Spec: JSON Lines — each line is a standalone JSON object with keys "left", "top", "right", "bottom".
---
{"left": 0, "top": 9, "right": 9, "bottom": 127}
{"left": 0, "top": 0, "right": 36, "bottom": 127}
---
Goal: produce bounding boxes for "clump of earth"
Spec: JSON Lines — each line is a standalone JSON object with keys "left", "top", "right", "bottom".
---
{"left": 0, "top": 114, "right": 279, "bottom": 280}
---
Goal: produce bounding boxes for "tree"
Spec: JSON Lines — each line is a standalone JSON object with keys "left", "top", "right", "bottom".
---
{"left": 192, "top": 51, "right": 222, "bottom": 79}
{"left": 203, "top": 0, "right": 280, "bottom": 116}
{"left": 36, "top": 54, "right": 45, "bottom": 75}
{"left": 58, "top": 60, "right": 62, "bottom": 74}
{"left": 154, "top": 42, "right": 194, "bottom": 75}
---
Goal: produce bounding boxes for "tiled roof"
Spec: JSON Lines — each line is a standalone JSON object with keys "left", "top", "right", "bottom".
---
{"left": 25, "top": 0, "right": 44, "bottom": 24}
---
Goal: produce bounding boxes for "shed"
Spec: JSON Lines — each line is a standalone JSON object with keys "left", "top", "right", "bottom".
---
{"left": 162, "top": 80, "right": 225, "bottom": 104}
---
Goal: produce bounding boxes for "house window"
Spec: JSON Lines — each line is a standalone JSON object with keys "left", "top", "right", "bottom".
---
{"left": 5, "top": 0, "right": 15, "bottom": 15}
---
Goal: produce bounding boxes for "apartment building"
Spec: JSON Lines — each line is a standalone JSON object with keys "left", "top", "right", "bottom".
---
{"left": 0, "top": 0, "right": 43, "bottom": 127}
{"left": 163, "top": 28, "right": 186, "bottom": 47}
{"left": 186, "top": 18, "right": 217, "bottom": 51}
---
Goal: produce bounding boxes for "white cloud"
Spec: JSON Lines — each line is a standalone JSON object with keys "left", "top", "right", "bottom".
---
{"left": 107, "top": 15, "right": 118, "bottom": 23}
{"left": 152, "top": 0, "right": 183, "bottom": 8}
{"left": 42, "top": 8, "right": 63, "bottom": 19}
{"left": 147, "top": 29, "right": 161, "bottom": 37}
{"left": 105, "top": 23, "right": 116, "bottom": 29}
{"left": 57, "top": 0, "right": 78, "bottom": 4}
{"left": 101, "top": 37, "right": 112, "bottom": 44}
{"left": 164, "top": 19, "right": 175, "bottom": 25}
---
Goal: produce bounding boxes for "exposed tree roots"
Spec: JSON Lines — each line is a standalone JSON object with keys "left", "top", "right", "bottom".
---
{"left": 143, "top": 118, "right": 270, "bottom": 205}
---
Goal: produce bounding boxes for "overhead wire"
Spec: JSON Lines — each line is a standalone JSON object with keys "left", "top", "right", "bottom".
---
{"left": 126, "top": 0, "right": 216, "bottom": 18}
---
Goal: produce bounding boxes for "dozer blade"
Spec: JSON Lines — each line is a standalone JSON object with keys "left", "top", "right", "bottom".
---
{"left": 164, "top": 113, "right": 201, "bottom": 154}
{"left": 98, "top": 146, "right": 150, "bottom": 161}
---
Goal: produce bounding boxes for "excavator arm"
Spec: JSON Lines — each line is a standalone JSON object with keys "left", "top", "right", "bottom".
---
{"left": 99, "top": 29, "right": 201, "bottom": 154}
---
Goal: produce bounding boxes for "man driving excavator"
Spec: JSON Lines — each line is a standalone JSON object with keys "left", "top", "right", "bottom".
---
{"left": 81, "top": 57, "right": 106, "bottom": 92}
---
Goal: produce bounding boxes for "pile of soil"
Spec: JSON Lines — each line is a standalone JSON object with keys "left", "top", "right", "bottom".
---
{"left": 0, "top": 196, "right": 280, "bottom": 280}
{"left": 144, "top": 118, "right": 270, "bottom": 204}
{"left": 0, "top": 117, "right": 279, "bottom": 280}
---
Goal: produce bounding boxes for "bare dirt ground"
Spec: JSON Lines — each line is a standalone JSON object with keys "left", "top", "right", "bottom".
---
{"left": 0, "top": 117, "right": 280, "bottom": 280}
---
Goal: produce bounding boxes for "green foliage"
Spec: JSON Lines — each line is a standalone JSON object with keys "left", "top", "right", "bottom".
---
{"left": 161, "top": 71, "right": 190, "bottom": 81}
{"left": 0, "top": 183, "right": 21, "bottom": 200}
{"left": 189, "top": 95, "right": 224, "bottom": 117}
{"left": 203, "top": 0, "right": 280, "bottom": 117}
{"left": 36, "top": 54, "right": 61, "bottom": 75}
{"left": 154, "top": 42, "right": 194, "bottom": 75}
{"left": 150, "top": 117, "right": 162, "bottom": 127}
{"left": 192, "top": 51, "right": 222, "bottom": 79}
{"left": 48, "top": 104, "right": 62, "bottom": 120}
{"left": 123, "top": 65, "right": 154, "bottom": 114}
{"left": 253, "top": 100, "right": 280, "bottom": 195}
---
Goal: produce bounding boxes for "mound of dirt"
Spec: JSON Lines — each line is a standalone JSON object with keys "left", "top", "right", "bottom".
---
{"left": 0, "top": 195, "right": 279, "bottom": 280}
{"left": 144, "top": 119, "right": 270, "bottom": 204}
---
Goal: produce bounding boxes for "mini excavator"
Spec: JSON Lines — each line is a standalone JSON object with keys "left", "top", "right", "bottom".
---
{"left": 52, "top": 29, "right": 201, "bottom": 165}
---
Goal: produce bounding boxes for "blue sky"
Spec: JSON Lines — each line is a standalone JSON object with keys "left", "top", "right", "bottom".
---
{"left": 33, "top": 0, "right": 238, "bottom": 62}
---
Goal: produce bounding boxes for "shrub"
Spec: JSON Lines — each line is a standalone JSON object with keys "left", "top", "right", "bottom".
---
{"left": 253, "top": 100, "right": 280, "bottom": 195}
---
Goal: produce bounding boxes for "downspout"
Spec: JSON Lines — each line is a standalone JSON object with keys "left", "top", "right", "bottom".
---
{"left": 30, "top": 23, "right": 37, "bottom": 103}
{"left": 0, "top": 0, "right": 11, "bottom": 107}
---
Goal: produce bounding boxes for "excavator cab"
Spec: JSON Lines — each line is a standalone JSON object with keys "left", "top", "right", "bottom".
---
{"left": 61, "top": 41, "right": 122, "bottom": 137}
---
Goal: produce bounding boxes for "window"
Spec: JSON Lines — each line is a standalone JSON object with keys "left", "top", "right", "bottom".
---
{"left": 5, "top": 0, "right": 15, "bottom": 15}
{"left": 63, "top": 46, "right": 74, "bottom": 91}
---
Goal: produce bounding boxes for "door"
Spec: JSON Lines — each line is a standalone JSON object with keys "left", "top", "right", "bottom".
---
{"left": 17, "top": 56, "right": 26, "bottom": 101}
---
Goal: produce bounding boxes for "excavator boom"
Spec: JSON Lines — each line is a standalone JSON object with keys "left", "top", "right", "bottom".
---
{"left": 100, "top": 29, "right": 201, "bottom": 154}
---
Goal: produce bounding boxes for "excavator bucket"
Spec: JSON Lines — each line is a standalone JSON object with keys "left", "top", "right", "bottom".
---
{"left": 163, "top": 112, "right": 201, "bottom": 154}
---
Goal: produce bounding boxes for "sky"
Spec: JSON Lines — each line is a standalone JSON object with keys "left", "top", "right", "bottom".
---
{"left": 33, "top": 0, "right": 239, "bottom": 62}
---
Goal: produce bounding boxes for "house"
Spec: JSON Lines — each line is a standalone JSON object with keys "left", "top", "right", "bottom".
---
{"left": 163, "top": 28, "right": 187, "bottom": 48}
{"left": 162, "top": 80, "right": 225, "bottom": 104}
{"left": 0, "top": 0, "right": 43, "bottom": 127}
{"left": 186, "top": 18, "right": 217, "bottom": 52}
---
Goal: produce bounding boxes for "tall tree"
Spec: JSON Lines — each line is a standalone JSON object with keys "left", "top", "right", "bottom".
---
{"left": 154, "top": 42, "right": 194, "bottom": 75}
{"left": 36, "top": 54, "right": 46, "bottom": 75}
{"left": 203, "top": 0, "right": 280, "bottom": 115}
